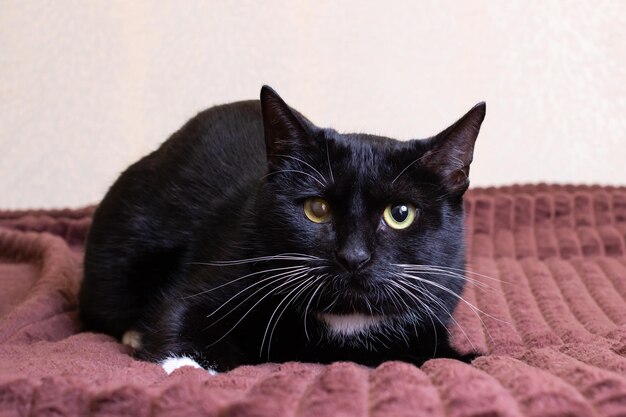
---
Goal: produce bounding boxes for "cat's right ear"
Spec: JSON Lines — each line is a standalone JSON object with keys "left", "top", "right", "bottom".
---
{"left": 260, "top": 86, "right": 313, "bottom": 161}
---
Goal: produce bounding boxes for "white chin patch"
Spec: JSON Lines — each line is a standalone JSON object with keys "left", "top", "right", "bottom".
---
{"left": 317, "top": 313, "right": 384, "bottom": 336}
{"left": 160, "top": 356, "right": 217, "bottom": 375}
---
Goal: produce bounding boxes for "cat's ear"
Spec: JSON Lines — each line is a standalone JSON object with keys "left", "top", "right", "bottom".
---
{"left": 260, "top": 86, "right": 313, "bottom": 160}
{"left": 420, "top": 102, "right": 486, "bottom": 194}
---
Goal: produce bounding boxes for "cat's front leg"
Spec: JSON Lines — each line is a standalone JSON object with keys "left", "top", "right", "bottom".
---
{"left": 430, "top": 328, "right": 482, "bottom": 364}
{"left": 122, "top": 329, "right": 220, "bottom": 375}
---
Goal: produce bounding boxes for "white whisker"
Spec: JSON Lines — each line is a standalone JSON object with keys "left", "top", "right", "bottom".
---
{"left": 186, "top": 265, "right": 309, "bottom": 298}
{"left": 274, "top": 154, "right": 329, "bottom": 185}
{"left": 263, "top": 274, "right": 326, "bottom": 358}
{"left": 205, "top": 269, "right": 310, "bottom": 326}
{"left": 395, "top": 278, "right": 474, "bottom": 353}
{"left": 390, "top": 280, "right": 440, "bottom": 356}
{"left": 192, "top": 253, "right": 320, "bottom": 266}
{"left": 398, "top": 272, "right": 508, "bottom": 325}
{"left": 303, "top": 277, "right": 330, "bottom": 341}
{"left": 395, "top": 263, "right": 507, "bottom": 284}
{"left": 261, "top": 169, "right": 327, "bottom": 187}
{"left": 398, "top": 267, "right": 494, "bottom": 291}
{"left": 204, "top": 270, "right": 311, "bottom": 348}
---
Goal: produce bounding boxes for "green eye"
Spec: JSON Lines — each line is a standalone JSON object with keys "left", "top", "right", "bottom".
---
{"left": 383, "top": 203, "right": 416, "bottom": 229}
{"left": 304, "top": 197, "right": 332, "bottom": 223}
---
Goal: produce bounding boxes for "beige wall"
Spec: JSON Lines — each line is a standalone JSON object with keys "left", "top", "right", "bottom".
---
{"left": 1, "top": 1, "right": 625, "bottom": 209}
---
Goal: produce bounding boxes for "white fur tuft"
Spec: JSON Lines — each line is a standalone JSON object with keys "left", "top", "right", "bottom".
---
{"left": 160, "top": 356, "right": 217, "bottom": 375}
{"left": 318, "top": 313, "right": 384, "bottom": 336}
{"left": 121, "top": 330, "right": 142, "bottom": 350}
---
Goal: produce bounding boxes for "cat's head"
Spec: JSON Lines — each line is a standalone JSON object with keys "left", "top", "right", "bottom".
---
{"left": 253, "top": 86, "right": 485, "bottom": 337}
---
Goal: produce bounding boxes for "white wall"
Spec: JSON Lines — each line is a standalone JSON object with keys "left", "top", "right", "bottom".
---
{"left": 1, "top": 1, "right": 625, "bottom": 209}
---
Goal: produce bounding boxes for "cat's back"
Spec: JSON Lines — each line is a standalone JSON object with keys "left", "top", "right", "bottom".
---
{"left": 101, "top": 100, "right": 266, "bottom": 221}
{"left": 147, "top": 100, "right": 266, "bottom": 188}
{"left": 81, "top": 100, "right": 266, "bottom": 337}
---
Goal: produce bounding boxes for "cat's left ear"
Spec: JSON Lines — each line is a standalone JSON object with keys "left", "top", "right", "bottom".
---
{"left": 260, "top": 86, "right": 315, "bottom": 163}
{"left": 419, "top": 102, "right": 486, "bottom": 194}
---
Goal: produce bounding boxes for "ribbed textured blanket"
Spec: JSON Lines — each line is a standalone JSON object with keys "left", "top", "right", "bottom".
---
{"left": 2, "top": 184, "right": 626, "bottom": 417}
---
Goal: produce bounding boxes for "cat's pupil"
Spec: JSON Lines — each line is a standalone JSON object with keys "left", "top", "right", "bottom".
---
{"left": 312, "top": 200, "right": 328, "bottom": 217}
{"left": 391, "top": 205, "right": 409, "bottom": 222}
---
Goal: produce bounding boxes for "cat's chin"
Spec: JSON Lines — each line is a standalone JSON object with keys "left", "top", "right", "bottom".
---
{"left": 316, "top": 312, "right": 387, "bottom": 337}
{"left": 313, "top": 287, "right": 409, "bottom": 317}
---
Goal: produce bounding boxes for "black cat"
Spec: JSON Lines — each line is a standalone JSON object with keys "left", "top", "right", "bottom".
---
{"left": 79, "top": 86, "right": 486, "bottom": 373}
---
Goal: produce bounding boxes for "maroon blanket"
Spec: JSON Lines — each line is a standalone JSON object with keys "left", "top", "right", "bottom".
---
{"left": 2, "top": 184, "right": 626, "bottom": 416}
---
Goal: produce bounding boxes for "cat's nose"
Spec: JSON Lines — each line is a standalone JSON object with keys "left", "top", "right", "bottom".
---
{"left": 335, "top": 247, "right": 371, "bottom": 272}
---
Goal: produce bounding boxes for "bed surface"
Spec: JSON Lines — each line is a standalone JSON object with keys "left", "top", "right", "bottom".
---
{"left": 2, "top": 184, "right": 626, "bottom": 417}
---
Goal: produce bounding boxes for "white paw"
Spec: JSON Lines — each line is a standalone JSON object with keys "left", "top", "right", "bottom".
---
{"left": 121, "top": 330, "right": 143, "bottom": 349}
{"left": 160, "top": 356, "right": 217, "bottom": 375}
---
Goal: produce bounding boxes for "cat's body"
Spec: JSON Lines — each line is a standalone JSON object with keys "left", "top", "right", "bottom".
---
{"left": 80, "top": 87, "right": 485, "bottom": 372}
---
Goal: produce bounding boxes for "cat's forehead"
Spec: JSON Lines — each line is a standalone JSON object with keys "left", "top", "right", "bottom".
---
{"left": 332, "top": 131, "right": 407, "bottom": 151}
{"left": 327, "top": 132, "right": 412, "bottom": 178}
{"left": 315, "top": 131, "right": 427, "bottom": 201}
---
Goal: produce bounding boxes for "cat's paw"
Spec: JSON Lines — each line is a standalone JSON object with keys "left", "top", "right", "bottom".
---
{"left": 160, "top": 356, "right": 217, "bottom": 375}
{"left": 121, "top": 330, "right": 143, "bottom": 349}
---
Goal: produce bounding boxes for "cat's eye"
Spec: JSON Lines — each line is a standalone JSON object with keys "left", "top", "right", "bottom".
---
{"left": 304, "top": 197, "right": 332, "bottom": 223}
{"left": 383, "top": 203, "right": 416, "bottom": 230}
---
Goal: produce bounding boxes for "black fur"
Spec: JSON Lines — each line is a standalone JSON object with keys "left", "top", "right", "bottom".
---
{"left": 80, "top": 86, "right": 486, "bottom": 372}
